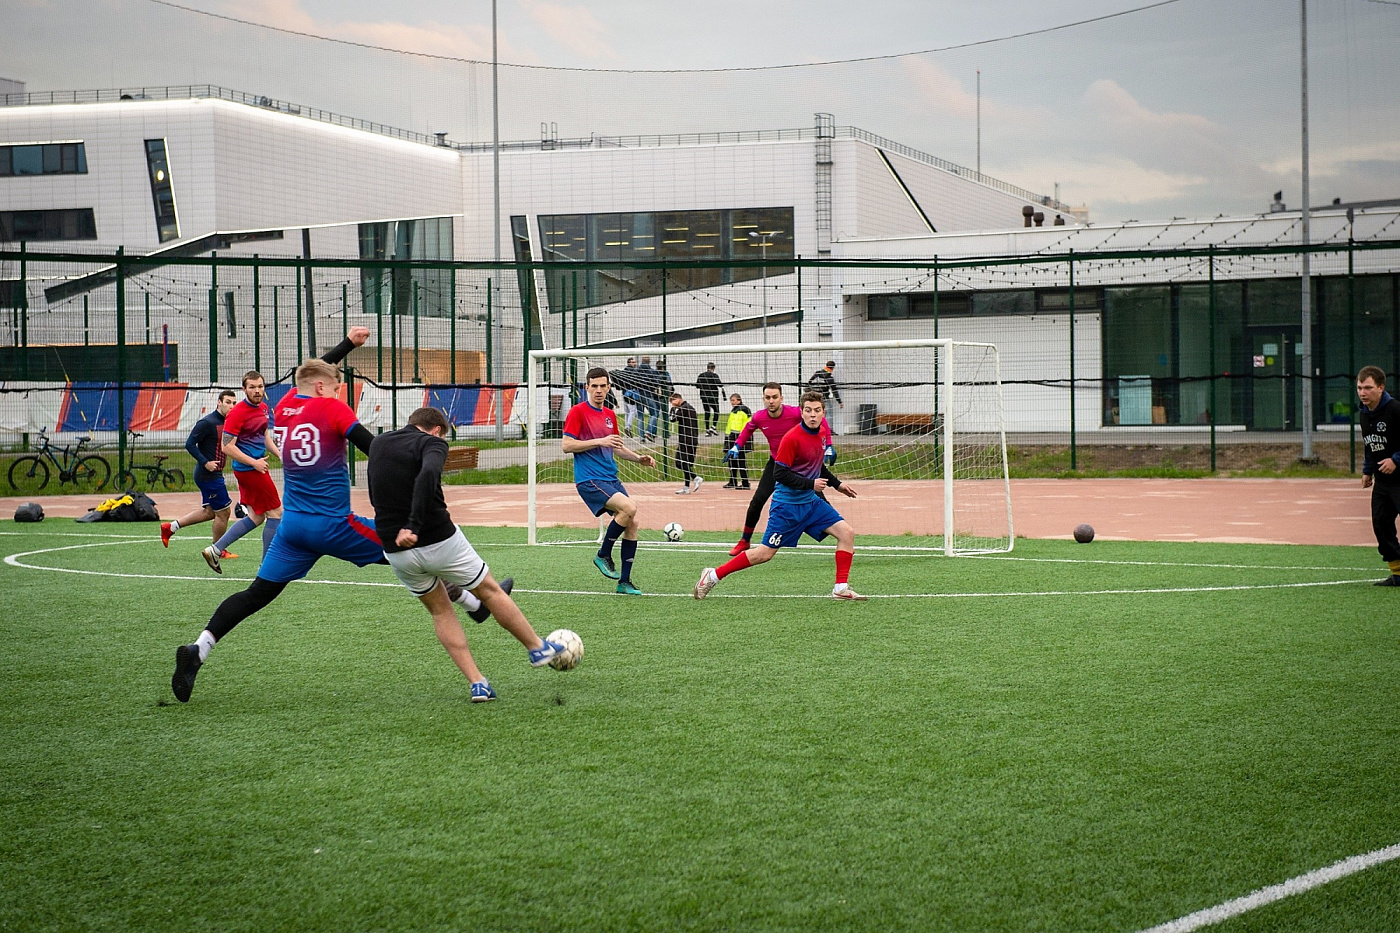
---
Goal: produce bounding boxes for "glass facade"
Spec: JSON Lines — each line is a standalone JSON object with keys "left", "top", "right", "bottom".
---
{"left": 0, "top": 142, "right": 87, "bottom": 176}
{"left": 867, "top": 273, "right": 1400, "bottom": 429}
{"left": 143, "top": 139, "right": 179, "bottom": 243}
{"left": 0, "top": 208, "right": 97, "bottom": 241}
{"left": 536, "top": 206, "right": 793, "bottom": 312}
{"left": 357, "top": 217, "right": 455, "bottom": 319}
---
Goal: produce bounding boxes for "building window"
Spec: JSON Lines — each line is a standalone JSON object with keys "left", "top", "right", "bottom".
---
{"left": 0, "top": 142, "right": 87, "bottom": 177}
{"left": 144, "top": 139, "right": 179, "bottom": 243}
{"left": 0, "top": 208, "right": 98, "bottom": 241}
{"left": 357, "top": 217, "right": 455, "bottom": 319}
{"left": 536, "top": 206, "right": 794, "bottom": 313}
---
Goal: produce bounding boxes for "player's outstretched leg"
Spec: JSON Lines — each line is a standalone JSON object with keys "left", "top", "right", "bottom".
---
{"left": 695, "top": 545, "right": 775, "bottom": 598}
{"left": 171, "top": 577, "right": 288, "bottom": 701}
{"left": 469, "top": 573, "right": 566, "bottom": 666}
{"left": 731, "top": 459, "right": 776, "bottom": 556}
{"left": 419, "top": 581, "right": 494, "bottom": 700}
{"left": 445, "top": 578, "right": 513, "bottom": 623}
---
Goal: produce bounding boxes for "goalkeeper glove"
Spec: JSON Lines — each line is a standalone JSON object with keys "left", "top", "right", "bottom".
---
{"left": 726, "top": 445, "right": 740, "bottom": 460}
{"left": 824, "top": 444, "right": 837, "bottom": 466}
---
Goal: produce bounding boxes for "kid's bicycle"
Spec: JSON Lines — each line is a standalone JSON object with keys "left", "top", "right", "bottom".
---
{"left": 114, "top": 431, "right": 186, "bottom": 491}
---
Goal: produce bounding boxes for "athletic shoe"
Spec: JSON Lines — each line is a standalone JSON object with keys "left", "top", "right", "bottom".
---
{"left": 693, "top": 568, "right": 718, "bottom": 600}
{"left": 728, "top": 539, "right": 750, "bottom": 557}
{"left": 740, "top": 483, "right": 751, "bottom": 489}
{"left": 201, "top": 544, "right": 222, "bottom": 574}
{"left": 691, "top": 476, "right": 704, "bottom": 493}
{"left": 832, "top": 583, "right": 868, "bottom": 601}
{"left": 233, "top": 502, "right": 246, "bottom": 519}
{"left": 220, "top": 550, "right": 238, "bottom": 560}
{"left": 593, "top": 554, "right": 621, "bottom": 579}
{"left": 528, "top": 638, "right": 565, "bottom": 667}
{"left": 722, "top": 481, "right": 737, "bottom": 489}
{"left": 171, "top": 644, "right": 202, "bottom": 703}
{"left": 616, "top": 580, "right": 643, "bottom": 596}
{"left": 468, "top": 577, "right": 513, "bottom": 623}
{"left": 1375, "top": 575, "right": 1400, "bottom": 587}
{"left": 470, "top": 680, "right": 497, "bottom": 702}
{"left": 160, "top": 522, "right": 174, "bottom": 547}
{"left": 675, "top": 485, "right": 691, "bottom": 495}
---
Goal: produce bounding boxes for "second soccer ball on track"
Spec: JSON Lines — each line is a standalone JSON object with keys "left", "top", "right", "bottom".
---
{"left": 663, "top": 522, "right": 684, "bottom": 542}
{"left": 546, "top": 629, "right": 584, "bottom": 671}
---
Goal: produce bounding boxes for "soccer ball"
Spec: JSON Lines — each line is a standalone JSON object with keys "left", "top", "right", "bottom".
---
{"left": 663, "top": 522, "right": 684, "bottom": 542}
{"left": 545, "top": 628, "right": 584, "bottom": 671}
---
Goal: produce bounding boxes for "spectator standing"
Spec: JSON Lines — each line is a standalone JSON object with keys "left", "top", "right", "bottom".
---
{"left": 636, "top": 356, "right": 661, "bottom": 440}
{"left": 619, "top": 356, "right": 641, "bottom": 436}
{"left": 724, "top": 393, "right": 753, "bottom": 489}
{"left": 696, "top": 363, "right": 725, "bottom": 436}
{"left": 808, "top": 360, "right": 844, "bottom": 435}
{"left": 669, "top": 392, "right": 702, "bottom": 494}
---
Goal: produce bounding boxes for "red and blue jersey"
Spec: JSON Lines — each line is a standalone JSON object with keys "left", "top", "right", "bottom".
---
{"left": 772, "top": 420, "right": 832, "bottom": 506}
{"left": 563, "top": 401, "right": 620, "bottom": 483}
{"left": 735, "top": 404, "right": 831, "bottom": 452}
{"left": 270, "top": 394, "right": 359, "bottom": 515}
{"left": 222, "top": 398, "right": 273, "bottom": 472}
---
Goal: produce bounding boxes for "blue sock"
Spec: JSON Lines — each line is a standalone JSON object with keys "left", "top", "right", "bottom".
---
{"left": 213, "top": 515, "right": 257, "bottom": 552}
{"left": 598, "top": 520, "right": 625, "bottom": 559}
{"left": 620, "top": 538, "right": 637, "bottom": 583}
{"left": 262, "top": 517, "right": 280, "bottom": 552}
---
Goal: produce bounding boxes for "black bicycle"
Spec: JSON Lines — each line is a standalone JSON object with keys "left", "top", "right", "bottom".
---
{"left": 7, "top": 429, "right": 112, "bottom": 495}
{"left": 114, "top": 431, "right": 186, "bottom": 491}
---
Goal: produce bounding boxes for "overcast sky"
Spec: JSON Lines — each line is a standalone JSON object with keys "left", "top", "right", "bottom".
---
{"left": 5, "top": 0, "right": 1400, "bottom": 222}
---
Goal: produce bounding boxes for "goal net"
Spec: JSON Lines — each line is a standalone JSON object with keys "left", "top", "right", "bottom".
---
{"left": 526, "top": 339, "right": 1012, "bottom": 554}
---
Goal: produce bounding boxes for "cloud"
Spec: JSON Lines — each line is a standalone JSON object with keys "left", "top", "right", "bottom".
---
{"left": 518, "top": 0, "right": 618, "bottom": 62}
{"left": 900, "top": 57, "right": 1046, "bottom": 126}
{"left": 222, "top": 0, "right": 525, "bottom": 62}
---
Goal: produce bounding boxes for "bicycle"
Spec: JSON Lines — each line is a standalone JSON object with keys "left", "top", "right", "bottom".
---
{"left": 114, "top": 431, "right": 186, "bottom": 491}
{"left": 7, "top": 429, "right": 112, "bottom": 495}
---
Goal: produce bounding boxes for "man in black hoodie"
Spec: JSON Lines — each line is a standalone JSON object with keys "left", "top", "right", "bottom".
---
{"left": 1357, "top": 365, "right": 1400, "bottom": 585}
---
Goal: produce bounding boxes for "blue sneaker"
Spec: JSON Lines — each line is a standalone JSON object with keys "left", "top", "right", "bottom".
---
{"left": 470, "top": 680, "right": 497, "bottom": 703}
{"left": 593, "top": 554, "right": 620, "bottom": 579}
{"left": 616, "top": 579, "right": 642, "bottom": 596}
{"left": 528, "top": 639, "right": 564, "bottom": 668}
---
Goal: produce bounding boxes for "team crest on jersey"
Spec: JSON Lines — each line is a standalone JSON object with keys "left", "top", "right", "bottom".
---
{"left": 605, "top": 418, "right": 615, "bottom": 429}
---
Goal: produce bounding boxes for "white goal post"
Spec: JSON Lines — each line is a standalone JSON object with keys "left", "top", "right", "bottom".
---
{"left": 526, "top": 338, "right": 1012, "bottom": 554}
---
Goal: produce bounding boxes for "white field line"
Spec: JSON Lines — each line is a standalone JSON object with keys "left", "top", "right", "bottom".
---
{"left": 1, "top": 540, "right": 1374, "bottom": 599}
{"left": 1135, "top": 842, "right": 1400, "bottom": 933}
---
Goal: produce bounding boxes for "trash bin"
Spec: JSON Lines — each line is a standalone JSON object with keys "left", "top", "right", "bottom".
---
{"left": 857, "top": 403, "right": 878, "bottom": 435}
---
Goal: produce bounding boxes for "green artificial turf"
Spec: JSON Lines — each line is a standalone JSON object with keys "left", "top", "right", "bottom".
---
{"left": 1, "top": 525, "right": 1398, "bottom": 932}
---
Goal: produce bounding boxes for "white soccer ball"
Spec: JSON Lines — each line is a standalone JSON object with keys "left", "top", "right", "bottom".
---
{"left": 663, "top": 522, "right": 684, "bottom": 542}
{"left": 546, "top": 628, "right": 584, "bottom": 671}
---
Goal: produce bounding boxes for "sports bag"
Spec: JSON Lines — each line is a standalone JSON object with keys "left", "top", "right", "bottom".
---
{"left": 14, "top": 502, "right": 44, "bottom": 522}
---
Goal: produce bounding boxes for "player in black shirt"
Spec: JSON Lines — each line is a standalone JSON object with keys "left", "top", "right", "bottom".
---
{"left": 367, "top": 406, "right": 564, "bottom": 700}
{"left": 696, "top": 363, "right": 725, "bottom": 436}
{"left": 1357, "top": 365, "right": 1400, "bottom": 585}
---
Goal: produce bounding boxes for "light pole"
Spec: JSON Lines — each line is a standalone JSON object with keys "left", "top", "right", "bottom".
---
{"left": 748, "top": 230, "right": 773, "bottom": 380}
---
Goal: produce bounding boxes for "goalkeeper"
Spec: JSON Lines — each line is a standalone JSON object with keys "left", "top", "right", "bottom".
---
{"left": 724, "top": 382, "right": 831, "bottom": 556}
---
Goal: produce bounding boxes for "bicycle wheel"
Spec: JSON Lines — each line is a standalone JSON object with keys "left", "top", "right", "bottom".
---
{"left": 7, "top": 456, "right": 50, "bottom": 494}
{"left": 161, "top": 469, "right": 186, "bottom": 490}
{"left": 114, "top": 470, "right": 138, "bottom": 491}
{"left": 70, "top": 456, "right": 112, "bottom": 494}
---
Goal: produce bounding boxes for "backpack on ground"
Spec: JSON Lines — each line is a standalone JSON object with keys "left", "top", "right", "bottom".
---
{"left": 14, "top": 502, "right": 44, "bottom": 522}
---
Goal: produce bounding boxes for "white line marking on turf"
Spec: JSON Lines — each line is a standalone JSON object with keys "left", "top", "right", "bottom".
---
{"left": 1, "top": 542, "right": 1374, "bottom": 598}
{"left": 1135, "top": 842, "right": 1400, "bottom": 933}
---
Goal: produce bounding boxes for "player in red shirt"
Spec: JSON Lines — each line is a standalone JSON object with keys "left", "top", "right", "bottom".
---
{"left": 695, "top": 391, "right": 865, "bottom": 601}
{"left": 562, "top": 367, "right": 656, "bottom": 595}
{"left": 726, "top": 381, "right": 831, "bottom": 556}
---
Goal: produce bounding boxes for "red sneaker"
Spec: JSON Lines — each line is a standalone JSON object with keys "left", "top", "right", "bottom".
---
{"left": 728, "top": 539, "right": 750, "bottom": 557}
{"left": 220, "top": 550, "right": 239, "bottom": 559}
{"left": 160, "top": 522, "right": 174, "bottom": 547}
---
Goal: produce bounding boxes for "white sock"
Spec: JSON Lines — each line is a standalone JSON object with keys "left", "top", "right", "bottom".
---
{"left": 195, "top": 630, "right": 217, "bottom": 662}
{"left": 169, "top": 519, "right": 180, "bottom": 532}
{"left": 452, "top": 588, "right": 482, "bottom": 612}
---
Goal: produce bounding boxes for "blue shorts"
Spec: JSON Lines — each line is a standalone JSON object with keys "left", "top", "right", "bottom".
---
{"left": 761, "top": 496, "right": 845, "bottom": 549}
{"left": 577, "top": 479, "right": 629, "bottom": 517}
{"left": 195, "top": 473, "right": 231, "bottom": 511}
{"left": 257, "top": 511, "right": 385, "bottom": 583}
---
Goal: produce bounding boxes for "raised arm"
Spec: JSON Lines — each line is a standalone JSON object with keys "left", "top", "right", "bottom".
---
{"left": 319, "top": 326, "right": 370, "bottom": 366}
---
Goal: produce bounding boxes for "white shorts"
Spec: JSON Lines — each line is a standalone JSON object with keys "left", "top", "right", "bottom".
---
{"left": 383, "top": 528, "right": 489, "bottom": 597}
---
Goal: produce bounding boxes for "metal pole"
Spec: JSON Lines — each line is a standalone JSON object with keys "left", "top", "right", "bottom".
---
{"left": 391, "top": 270, "right": 399, "bottom": 428}
{"left": 83, "top": 295, "right": 90, "bottom": 377}
{"left": 571, "top": 270, "right": 579, "bottom": 392}
{"left": 18, "top": 241, "right": 27, "bottom": 381}
{"left": 450, "top": 273, "right": 457, "bottom": 384}
{"left": 253, "top": 258, "right": 261, "bottom": 372}
{"left": 413, "top": 279, "right": 421, "bottom": 383}
{"left": 116, "top": 247, "right": 127, "bottom": 477}
{"left": 375, "top": 279, "right": 383, "bottom": 383}
{"left": 1349, "top": 229, "right": 1356, "bottom": 472}
{"left": 144, "top": 291, "right": 150, "bottom": 345}
{"left": 1068, "top": 250, "right": 1077, "bottom": 471}
{"left": 1300, "top": 0, "right": 1315, "bottom": 459}
{"left": 942, "top": 338, "right": 955, "bottom": 557}
{"left": 209, "top": 251, "right": 218, "bottom": 383}
{"left": 273, "top": 285, "right": 280, "bottom": 380}
{"left": 1209, "top": 247, "right": 1218, "bottom": 472}
{"left": 976, "top": 69, "right": 981, "bottom": 177}
{"left": 302, "top": 228, "right": 317, "bottom": 358}
{"left": 661, "top": 263, "right": 668, "bottom": 349}
{"left": 796, "top": 259, "right": 803, "bottom": 387}
{"left": 761, "top": 238, "right": 768, "bottom": 381}
{"left": 492, "top": 0, "right": 501, "bottom": 267}
{"left": 341, "top": 281, "right": 348, "bottom": 347}
{"left": 295, "top": 264, "right": 304, "bottom": 368}
{"left": 527, "top": 350, "right": 537, "bottom": 546}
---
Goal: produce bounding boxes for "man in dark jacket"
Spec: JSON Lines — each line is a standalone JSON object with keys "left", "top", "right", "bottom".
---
{"left": 1358, "top": 365, "right": 1400, "bottom": 585}
{"left": 807, "top": 360, "right": 843, "bottom": 435}
{"left": 669, "top": 392, "right": 702, "bottom": 494}
{"left": 161, "top": 389, "right": 237, "bottom": 550}
{"left": 696, "top": 363, "right": 725, "bottom": 436}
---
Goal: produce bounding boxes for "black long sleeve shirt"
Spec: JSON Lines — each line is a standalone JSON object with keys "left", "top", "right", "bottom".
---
{"left": 367, "top": 426, "right": 457, "bottom": 553}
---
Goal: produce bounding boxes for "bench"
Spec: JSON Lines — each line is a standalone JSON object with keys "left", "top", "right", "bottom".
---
{"left": 875, "top": 413, "right": 936, "bottom": 434}
{"left": 443, "top": 446, "right": 480, "bottom": 471}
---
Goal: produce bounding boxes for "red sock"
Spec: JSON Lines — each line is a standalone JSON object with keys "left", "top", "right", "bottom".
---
{"left": 715, "top": 551, "right": 751, "bottom": 580}
{"left": 835, "top": 549, "right": 853, "bottom": 585}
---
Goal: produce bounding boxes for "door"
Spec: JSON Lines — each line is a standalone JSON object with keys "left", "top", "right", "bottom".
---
{"left": 1249, "top": 331, "right": 1301, "bottom": 430}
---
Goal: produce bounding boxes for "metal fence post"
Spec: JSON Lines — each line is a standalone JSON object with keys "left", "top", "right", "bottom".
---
{"left": 341, "top": 280, "right": 348, "bottom": 354}
{"left": 144, "top": 292, "right": 151, "bottom": 345}
{"left": 295, "top": 264, "right": 304, "bottom": 368}
{"left": 449, "top": 271, "right": 457, "bottom": 384}
{"left": 18, "top": 241, "right": 27, "bottom": 381}
{"left": 273, "top": 285, "right": 280, "bottom": 381}
{"left": 83, "top": 295, "right": 90, "bottom": 377}
{"left": 208, "top": 251, "right": 219, "bottom": 383}
{"left": 253, "top": 257, "right": 261, "bottom": 372}
{"left": 1209, "top": 246, "right": 1217, "bottom": 473}
{"left": 1069, "top": 250, "right": 1077, "bottom": 471}
{"left": 1348, "top": 233, "right": 1356, "bottom": 472}
{"left": 116, "top": 246, "right": 127, "bottom": 477}
{"left": 412, "top": 278, "right": 421, "bottom": 384}
{"left": 390, "top": 266, "right": 399, "bottom": 429}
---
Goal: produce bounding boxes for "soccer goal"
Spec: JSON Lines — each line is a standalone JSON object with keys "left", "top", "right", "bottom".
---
{"left": 526, "top": 339, "right": 1012, "bottom": 554}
